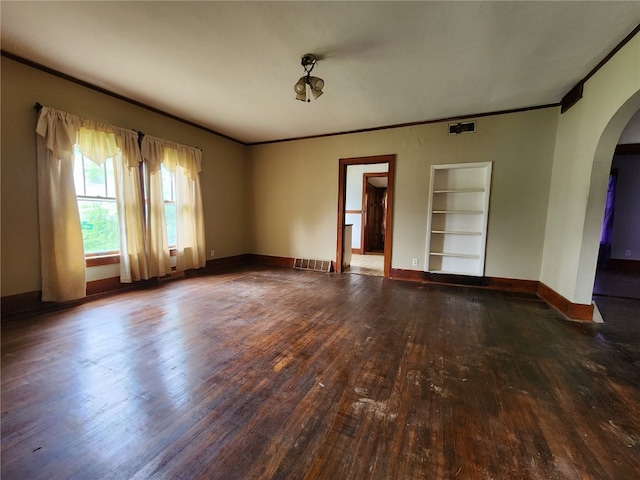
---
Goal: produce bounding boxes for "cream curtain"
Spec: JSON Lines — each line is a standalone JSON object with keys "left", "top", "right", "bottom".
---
{"left": 78, "top": 122, "right": 149, "bottom": 283}
{"left": 111, "top": 131, "right": 149, "bottom": 283}
{"left": 141, "top": 135, "right": 206, "bottom": 273}
{"left": 36, "top": 106, "right": 204, "bottom": 301}
{"left": 36, "top": 107, "right": 147, "bottom": 301}
{"left": 36, "top": 108, "right": 86, "bottom": 302}
{"left": 140, "top": 138, "right": 171, "bottom": 277}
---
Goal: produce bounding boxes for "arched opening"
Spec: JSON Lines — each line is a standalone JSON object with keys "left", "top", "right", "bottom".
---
{"left": 577, "top": 91, "right": 640, "bottom": 320}
{"left": 592, "top": 108, "right": 640, "bottom": 322}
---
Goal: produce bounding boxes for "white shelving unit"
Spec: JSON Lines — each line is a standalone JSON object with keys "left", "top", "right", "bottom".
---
{"left": 424, "top": 162, "right": 492, "bottom": 276}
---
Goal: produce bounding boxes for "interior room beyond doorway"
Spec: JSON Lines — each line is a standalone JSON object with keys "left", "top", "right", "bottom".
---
{"left": 343, "top": 160, "right": 390, "bottom": 277}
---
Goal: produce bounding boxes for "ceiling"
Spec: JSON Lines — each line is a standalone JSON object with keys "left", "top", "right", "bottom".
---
{"left": 2, "top": 2, "right": 639, "bottom": 145}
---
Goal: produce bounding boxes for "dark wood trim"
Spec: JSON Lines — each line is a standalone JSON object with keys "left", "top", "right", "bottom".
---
{"left": 85, "top": 276, "right": 147, "bottom": 296}
{"left": 84, "top": 248, "right": 178, "bottom": 267}
{"left": 615, "top": 143, "right": 640, "bottom": 155}
{"left": 337, "top": 155, "right": 395, "bottom": 278}
{"left": 202, "top": 254, "right": 251, "bottom": 272}
{"left": 537, "top": 282, "right": 594, "bottom": 322}
{"left": 1, "top": 279, "right": 156, "bottom": 319}
{"left": 581, "top": 23, "right": 640, "bottom": 86}
{"left": 85, "top": 248, "right": 180, "bottom": 267}
{"left": 2, "top": 261, "right": 597, "bottom": 322}
{"left": 85, "top": 248, "right": 179, "bottom": 267}
{"left": 390, "top": 269, "right": 594, "bottom": 321}
{"left": 86, "top": 254, "right": 120, "bottom": 267}
{"left": 363, "top": 172, "right": 388, "bottom": 180}
{"left": 560, "top": 23, "right": 640, "bottom": 113}
{"left": 352, "top": 248, "right": 363, "bottom": 255}
{"left": 389, "top": 268, "right": 539, "bottom": 294}
{"left": 560, "top": 82, "right": 584, "bottom": 114}
{"left": 3, "top": 49, "right": 562, "bottom": 147}
{"left": 253, "top": 104, "right": 559, "bottom": 146}
{"left": 388, "top": 268, "right": 434, "bottom": 283}
{"left": 1, "top": 50, "right": 245, "bottom": 146}
{"left": 360, "top": 174, "right": 367, "bottom": 253}
{"left": 1, "top": 290, "right": 43, "bottom": 317}
{"left": 247, "top": 254, "right": 295, "bottom": 268}
{"left": 345, "top": 209, "right": 363, "bottom": 214}
{"left": 1, "top": 255, "right": 251, "bottom": 318}
{"left": 17, "top": 21, "right": 638, "bottom": 144}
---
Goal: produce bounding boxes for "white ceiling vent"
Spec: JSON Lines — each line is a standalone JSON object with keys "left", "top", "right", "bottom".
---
{"left": 448, "top": 121, "right": 476, "bottom": 135}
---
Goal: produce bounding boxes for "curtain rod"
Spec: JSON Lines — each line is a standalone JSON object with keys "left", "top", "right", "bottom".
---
{"left": 33, "top": 102, "right": 202, "bottom": 151}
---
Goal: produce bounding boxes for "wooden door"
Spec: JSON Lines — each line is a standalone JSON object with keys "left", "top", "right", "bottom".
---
{"left": 364, "top": 183, "right": 386, "bottom": 253}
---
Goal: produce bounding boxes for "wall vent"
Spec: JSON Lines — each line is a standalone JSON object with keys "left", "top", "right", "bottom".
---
{"left": 293, "top": 258, "right": 333, "bottom": 272}
{"left": 448, "top": 121, "right": 476, "bottom": 135}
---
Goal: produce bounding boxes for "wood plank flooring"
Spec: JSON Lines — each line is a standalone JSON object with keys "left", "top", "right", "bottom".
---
{"left": 2, "top": 266, "right": 639, "bottom": 479}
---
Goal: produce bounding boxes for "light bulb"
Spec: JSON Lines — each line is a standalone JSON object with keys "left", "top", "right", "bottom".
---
{"left": 294, "top": 77, "right": 306, "bottom": 95}
{"left": 309, "top": 77, "right": 324, "bottom": 91}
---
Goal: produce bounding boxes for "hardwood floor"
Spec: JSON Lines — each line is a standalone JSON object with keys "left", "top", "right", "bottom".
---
{"left": 347, "top": 253, "right": 384, "bottom": 277}
{"left": 2, "top": 266, "right": 639, "bottom": 479}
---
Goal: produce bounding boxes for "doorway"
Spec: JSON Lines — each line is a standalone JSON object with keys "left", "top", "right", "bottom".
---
{"left": 336, "top": 154, "right": 395, "bottom": 278}
{"left": 362, "top": 172, "right": 388, "bottom": 255}
{"left": 593, "top": 142, "right": 640, "bottom": 309}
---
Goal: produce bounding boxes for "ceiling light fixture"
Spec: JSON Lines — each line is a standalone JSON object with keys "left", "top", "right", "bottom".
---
{"left": 294, "top": 54, "right": 324, "bottom": 102}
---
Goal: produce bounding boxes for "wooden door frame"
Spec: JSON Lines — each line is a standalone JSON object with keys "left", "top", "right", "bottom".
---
{"left": 336, "top": 154, "right": 395, "bottom": 277}
{"left": 362, "top": 172, "right": 388, "bottom": 254}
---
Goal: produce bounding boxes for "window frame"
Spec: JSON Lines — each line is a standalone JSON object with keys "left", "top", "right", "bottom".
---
{"left": 161, "top": 164, "right": 178, "bottom": 249}
{"left": 74, "top": 148, "right": 179, "bottom": 268}
{"left": 73, "top": 149, "right": 121, "bottom": 265}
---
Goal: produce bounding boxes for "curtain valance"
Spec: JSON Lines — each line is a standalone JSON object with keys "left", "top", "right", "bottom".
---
{"left": 36, "top": 106, "right": 141, "bottom": 168}
{"left": 141, "top": 134, "right": 202, "bottom": 180}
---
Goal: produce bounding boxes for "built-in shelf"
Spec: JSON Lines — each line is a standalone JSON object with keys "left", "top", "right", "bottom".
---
{"left": 428, "top": 269, "right": 479, "bottom": 276}
{"left": 431, "top": 230, "right": 482, "bottom": 235}
{"left": 424, "top": 162, "right": 492, "bottom": 277}
{"left": 429, "top": 252, "right": 480, "bottom": 258}
{"left": 432, "top": 210, "right": 483, "bottom": 214}
{"left": 433, "top": 188, "right": 485, "bottom": 194}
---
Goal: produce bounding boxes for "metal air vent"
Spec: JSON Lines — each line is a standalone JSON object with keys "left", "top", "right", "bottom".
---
{"left": 448, "top": 121, "right": 476, "bottom": 135}
{"left": 293, "top": 258, "right": 333, "bottom": 272}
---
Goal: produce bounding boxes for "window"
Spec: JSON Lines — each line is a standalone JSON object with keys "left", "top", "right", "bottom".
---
{"left": 73, "top": 151, "right": 177, "bottom": 257}
{"left": 73, "top": 147, "right": 119, "bottom": 256}
{"left": 161, "top": 165, "right": 177, "bottom": 247}
{"left": 36, "top": 105, "right": 206, "bottom": 302}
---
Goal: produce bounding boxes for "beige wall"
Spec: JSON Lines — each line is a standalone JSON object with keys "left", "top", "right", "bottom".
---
{"left": 5, "top": 33, "right": 635, "bottom": 304}
{"left": 540, "top": 34, "right": 640, "bottom": 305}
{"left": 1, "top": 57, "right": 248, "bottom": 297}
{"left": 248, "top": 107, "right": 559, "bottom": 280}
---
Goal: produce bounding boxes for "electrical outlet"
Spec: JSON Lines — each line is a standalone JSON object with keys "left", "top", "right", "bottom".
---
{"left": 626, "top": 249, "right": 632, "bottom": 256}
{"left": 210, "top": 249, "right": 215, "bottom": 257}
{"left": 412, "top": 258, "right": 419, "bottom": 267}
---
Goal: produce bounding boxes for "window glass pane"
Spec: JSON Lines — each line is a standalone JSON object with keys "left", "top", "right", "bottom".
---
{"left": 78, "top": 199, "right": 120, "bottom": 254}
{"left": 84, "top": 158, "right": 106, "bottom": 197}
{"left": 105, "top": 157, "right": 116, "bottom": 198}
{"left": 73, "top": 149, "right": 85, "bottom": 196}
{"left": 164, "top": 203, "right": 177, "bottom": 247}
{"left": 161, "top": 165, "right": 174, "bottom": 202}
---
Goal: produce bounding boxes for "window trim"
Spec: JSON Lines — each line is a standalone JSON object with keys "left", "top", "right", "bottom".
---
{"left": 85, "top": 253, "right": 120, "bottom": 267}
{"left": 84, "top": 249, "right": 177, "bottom": 268}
